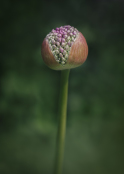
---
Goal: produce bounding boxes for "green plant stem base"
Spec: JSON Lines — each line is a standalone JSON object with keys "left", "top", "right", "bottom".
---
{"left": 54, "top": 69, "right": 70, "bottom": 174}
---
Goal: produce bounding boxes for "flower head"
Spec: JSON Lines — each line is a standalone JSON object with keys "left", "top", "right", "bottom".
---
{"left": 41, "top": 25, "right": 88, "bottom": 70}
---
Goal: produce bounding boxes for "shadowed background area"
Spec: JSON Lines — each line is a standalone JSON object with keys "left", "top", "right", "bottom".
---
{"left": 0, "top": 0, "right": 124, "bottom": 174}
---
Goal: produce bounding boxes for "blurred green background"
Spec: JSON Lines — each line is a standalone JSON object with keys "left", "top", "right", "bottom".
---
{"left": 0, "top": 0, "right": 124, "bottom": 174}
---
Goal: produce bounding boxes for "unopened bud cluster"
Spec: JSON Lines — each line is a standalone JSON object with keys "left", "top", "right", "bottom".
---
{"left": 46, "top": 25, "right": 78, "bottom": 65}
{"left": 41, "top": 25, "right": 88, "bottom": 70}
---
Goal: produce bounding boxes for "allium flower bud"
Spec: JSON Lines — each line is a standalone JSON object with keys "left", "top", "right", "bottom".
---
{"left": 41, "top": 25, "right": 88, "bottom": 70}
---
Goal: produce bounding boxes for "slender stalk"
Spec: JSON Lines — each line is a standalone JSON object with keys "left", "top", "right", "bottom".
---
{"left": 54, "top": 69, "right": 70, "bottom": 174}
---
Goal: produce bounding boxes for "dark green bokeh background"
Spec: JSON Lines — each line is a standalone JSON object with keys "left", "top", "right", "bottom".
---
{"left": 0, "top": 0, "right": 124, "bottom": 174}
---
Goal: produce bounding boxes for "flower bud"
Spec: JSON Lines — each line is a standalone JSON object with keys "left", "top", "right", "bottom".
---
{"left": 41, "top": 25, "right": 88, "bottom": 70}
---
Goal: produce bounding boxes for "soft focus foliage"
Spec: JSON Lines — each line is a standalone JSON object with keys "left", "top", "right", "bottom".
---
{"left": 0, "top": 0, "right": 124, "bottom": 174}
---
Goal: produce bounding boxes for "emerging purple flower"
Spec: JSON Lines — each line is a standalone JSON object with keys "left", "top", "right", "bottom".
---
{"left": 41, "top": 25, "right": 88, "bottom": 70}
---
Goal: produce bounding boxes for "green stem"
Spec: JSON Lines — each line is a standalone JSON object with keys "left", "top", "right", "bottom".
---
{"left": 54, "top": 69, "right": 70, "bottom": 174}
